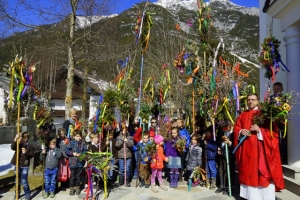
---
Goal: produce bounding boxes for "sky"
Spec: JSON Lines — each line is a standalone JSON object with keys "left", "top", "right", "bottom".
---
{"left": 113, "top": 0, "right": 259, "bottom": 14}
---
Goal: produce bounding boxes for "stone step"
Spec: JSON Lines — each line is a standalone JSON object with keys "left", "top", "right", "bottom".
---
{"left": 275, "top": 189, "right": 300, "bottom": 200}
{"left": 282, "top": 165, "right": 300, "bottom": 180}
{"left": 283, "top": 175, "right": 300, "bottom": 196}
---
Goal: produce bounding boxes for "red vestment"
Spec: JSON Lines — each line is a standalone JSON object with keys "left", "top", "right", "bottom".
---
{"left": 233, "top": 109, "right": 284, "bottom": 191}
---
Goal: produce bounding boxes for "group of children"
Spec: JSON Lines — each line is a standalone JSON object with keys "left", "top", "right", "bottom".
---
{"left": 10, "top": 117, "right": 236, "bottom": 200}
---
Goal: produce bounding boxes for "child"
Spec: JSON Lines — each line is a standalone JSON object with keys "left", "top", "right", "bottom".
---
{"left": 66, "top": 130, "right": 87, "bottom": 196}
{"left": 273, "top": 82, "right": 283, "bottom": 96}
{"left": 150, "top": 135, "right": 168, "bottom": 193}
{"left": 11, "top": 132, "right": 35, "bottom": 200}
{"left": 101, "top": 130, "right": 118, "bottom": 187}
{"left": 165, "top": 127, "right": 182, "bottom": 188}
{"left": 63, "top": 108, "right": 81, "bottom": 138}
{"left": 216, "top": 125, "right": 235, "bottom": 195}
{"left": 176, "top": 118, "right": 190, "bottom": 181}
{"left": 185, "top": 135, "right": 202, "bottom": 186}
{"left": 56, "top": 128, "right": 70, "bottom": 191}
{"left": 201, "top": 126, "right": 218, "bottom": 190}
{"left": 116, "top": 126, "right": 134, "bottom": 187}
{"left": 149, "top": 131, "right": 155, "bottom": 143}
{"left": 42, "top": 138, "right": 62, "bottom": 198}
{"left": 87, "top": 133, "right": 99, "bottom": 152}
{"left": 85, "top": 127, "right": 93, "bottom": 144}
{"left": 136, "top": 133, "right": 151, "bottom": 188}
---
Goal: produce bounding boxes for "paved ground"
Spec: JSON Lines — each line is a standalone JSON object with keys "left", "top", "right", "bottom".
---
{"left": 0, "top": 180, "right": 240, "bottom": 200}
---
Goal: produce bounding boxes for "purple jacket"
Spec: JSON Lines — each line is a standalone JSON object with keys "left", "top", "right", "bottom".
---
{"left": 165, "top": 138, "right": 181, "bottom": 157}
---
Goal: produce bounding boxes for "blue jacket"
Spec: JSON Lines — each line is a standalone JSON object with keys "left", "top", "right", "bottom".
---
{"left": 179, "top": 128, "right": 190, "bottom": 151}
{"left": 136, "top": 141, "right": 151, "bottom": 164}
{"left": 66, "top": 139, "right": 87, "bottom": 168}
{"left": 203, "top": 137, "right": 218, "bottom": 160}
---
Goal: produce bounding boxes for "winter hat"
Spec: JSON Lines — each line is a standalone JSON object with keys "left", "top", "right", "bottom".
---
{"left": 154, "top": 134, "right": 164, "bottom": 144}
{"left": 149, "top": 131, "right": 155, "bottom": 138}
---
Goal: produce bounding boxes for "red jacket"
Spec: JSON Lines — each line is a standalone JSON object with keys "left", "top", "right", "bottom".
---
{"left": 233, "top": 109, "right": 284, "bottom": 191}
{"left": 133, "top": 127, "right": 143, "bottom": 143}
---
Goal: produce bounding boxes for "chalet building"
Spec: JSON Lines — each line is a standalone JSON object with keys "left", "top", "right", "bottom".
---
{"left": 0, "top": 67, "right": 112, "bottom": 128}
{"left": 260, "top": 0, "right": 300, "bottom": 197}
{"left": 50, "top": 66, "right": 112, "bottom": 129}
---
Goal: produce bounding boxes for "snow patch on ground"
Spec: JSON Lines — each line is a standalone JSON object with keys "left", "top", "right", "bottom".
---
{"left": 0, "top": 144, "right": 14, "bottom": 176}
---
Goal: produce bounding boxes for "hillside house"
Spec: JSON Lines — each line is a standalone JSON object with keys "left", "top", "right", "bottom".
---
{"left": 50, "top": 66, "right": 112, "bottom": 129}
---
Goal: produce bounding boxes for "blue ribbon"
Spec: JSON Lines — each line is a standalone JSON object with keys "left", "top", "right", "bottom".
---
{"left": 232, "top": 134, "right": 248, "bottom": 154}
{"left": 94, "top": 94, "right": 103, "bottom": 133}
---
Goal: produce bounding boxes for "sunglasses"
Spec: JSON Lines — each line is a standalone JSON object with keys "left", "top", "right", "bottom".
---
{"left": 151, "top": 121, "right": 157, "bottom": 124}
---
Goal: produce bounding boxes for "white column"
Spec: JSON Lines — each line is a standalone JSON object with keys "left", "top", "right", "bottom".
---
{"left": 284, "top": 24, "right": 300, "bottom": 168}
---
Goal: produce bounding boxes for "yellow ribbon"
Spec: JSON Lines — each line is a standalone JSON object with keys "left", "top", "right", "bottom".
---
{"left": 117, "top": 77, "right": 122, "bottom": 91}
{"left": 270, "top": 107, "right": 273, "bottom": 138}
{"left": 101, "top": 103, "right": 107, "bottom": 119}
{"left": 283, "top": 119, "right": 287, "bottom": 138}
{"left": 163, "top": 88, "right": 168, "bottom": 100}
{"left": 8, "top": 63, "right": 15, "bottom": 108}
{"left": 33, "top": 106, "right": 38, "bottom": 120}
{"left": 143, "top": 77, "right": 152, "bottom": 91}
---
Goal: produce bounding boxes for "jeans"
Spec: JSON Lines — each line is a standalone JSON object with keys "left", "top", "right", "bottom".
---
{"left": 108, "top": 160, "right": 116, "bottom": 183}
{"left": 70, "top": 167, "right": 83, "bottom": 187}
{"left": 118, "top": 158, "right": 131, "bottom": 180}
{"left": 133, "top": 151, "right": 139, "bottom": 177}
{"left": 207, "top": 160, "right": 217, "bottom": 179}
{"left": 14, "top": 167, "right": 30, "bottom": 197}
{"left": 44, "top": 167, "right": 58, "bottom": 193}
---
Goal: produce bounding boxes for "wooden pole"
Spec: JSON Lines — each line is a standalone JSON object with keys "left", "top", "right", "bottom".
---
{"left": 192, "top": 90, "right": 195, "bottom": 134}
{"left": 204, "top": 51, "right": 206, "bottom": 79}
{"left": 15, "top": 101, "right": 21, "bottom": 199}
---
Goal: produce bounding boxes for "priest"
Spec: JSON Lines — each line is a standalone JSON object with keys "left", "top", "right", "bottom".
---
{"left": 233, "top": 93, "right": 284, "bottom": 200}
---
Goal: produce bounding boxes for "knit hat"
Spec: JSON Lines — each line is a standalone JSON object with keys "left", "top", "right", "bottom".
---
{"left": 154, "top": 134, "right": 164, "bottom": 144}
{"left": 149, "top": 131, "right": 155, "bottom": 138}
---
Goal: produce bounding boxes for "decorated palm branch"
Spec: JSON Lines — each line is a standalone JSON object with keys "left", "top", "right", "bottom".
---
{"left": 174, "top": 138, "right": 186, "bottom": 153}
{"left": 144, "top": 142, "right": 157, "bottom": 157}
{"left": 259, "top": 36, "right": 289, "bottom": 82}
{"left": 79, "top": 151, "right": 116, "bottom": 178}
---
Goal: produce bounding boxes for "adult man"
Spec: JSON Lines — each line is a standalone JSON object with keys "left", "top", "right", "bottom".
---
{"left": 233, "top": 93, "right": 284, "bottom": 200}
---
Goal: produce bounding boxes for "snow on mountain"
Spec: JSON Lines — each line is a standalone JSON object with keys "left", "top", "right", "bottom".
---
{"left": 76, "top": 14, "right": 118, "bottom": 29}
{"left": 154, "top": 0, "right": 259, "bottom": 16}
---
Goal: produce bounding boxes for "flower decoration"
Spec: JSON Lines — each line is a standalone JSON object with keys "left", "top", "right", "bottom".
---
{"left": 253, "top": 92, "right": 295, "bottom": 138}
{"left": 259, "top": 36, "right": 289, "bottom": 81}
{"left": 174, "top": 138, "right": 186, "bottom": 153}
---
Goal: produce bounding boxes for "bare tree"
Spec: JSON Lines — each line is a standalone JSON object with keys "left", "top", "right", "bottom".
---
{"left": 0, "top": 0, "right": 119, "bottom": 119}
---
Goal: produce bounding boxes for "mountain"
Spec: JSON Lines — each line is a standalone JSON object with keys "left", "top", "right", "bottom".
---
{"left": 0, "top": 0, "right": 260, "bottom": 91}
{"left": 154, "top": 0, "right": 259, "bottom": 60}
{"left": 155, "top": 0, "right": 259, "bottom": 16}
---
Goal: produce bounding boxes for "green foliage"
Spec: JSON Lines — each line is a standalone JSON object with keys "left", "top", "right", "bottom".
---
{"left": 144, "top": 142, "right": 157, "bottom": 157}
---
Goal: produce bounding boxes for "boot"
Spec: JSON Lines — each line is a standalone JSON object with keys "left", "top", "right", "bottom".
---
{"left": 210, "top": 178, "right": 217, "bottom": 190}
{"left": 151, "top": 183, "right": 158, "bottom": 193}
{"left": 75, "top": 186, "right": 81, "bottom": 195}
{"left": 139, "top": 177, "right": 145, "bottom": 187}
{"left": 119, "top": 176, "right": 124, "bottom": 186}
{"left": 169, "top": 173, "right": 174, "bottom": 188}
{"left": 215, "top": 186, "right": 225, "bottom": 193}
{"left": 69, "top": 187, "right": 75, "bottom": 196}
{"left": 159, "top": 182, "right": 168, "bottom": 191}
{"left": 178, "top": 171, "right": 183, "bottom": 182}
{"left": 174, "top": 174, "right": 179, "bottom": 188}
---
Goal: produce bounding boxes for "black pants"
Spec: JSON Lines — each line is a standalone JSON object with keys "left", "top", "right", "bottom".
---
{"left": 70, "top": 167, "right": 83, "bottom": 187}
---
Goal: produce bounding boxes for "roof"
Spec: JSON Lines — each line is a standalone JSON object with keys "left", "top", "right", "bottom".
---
{"left": 73, "top": 68, "right": 112, "bottom": 94}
